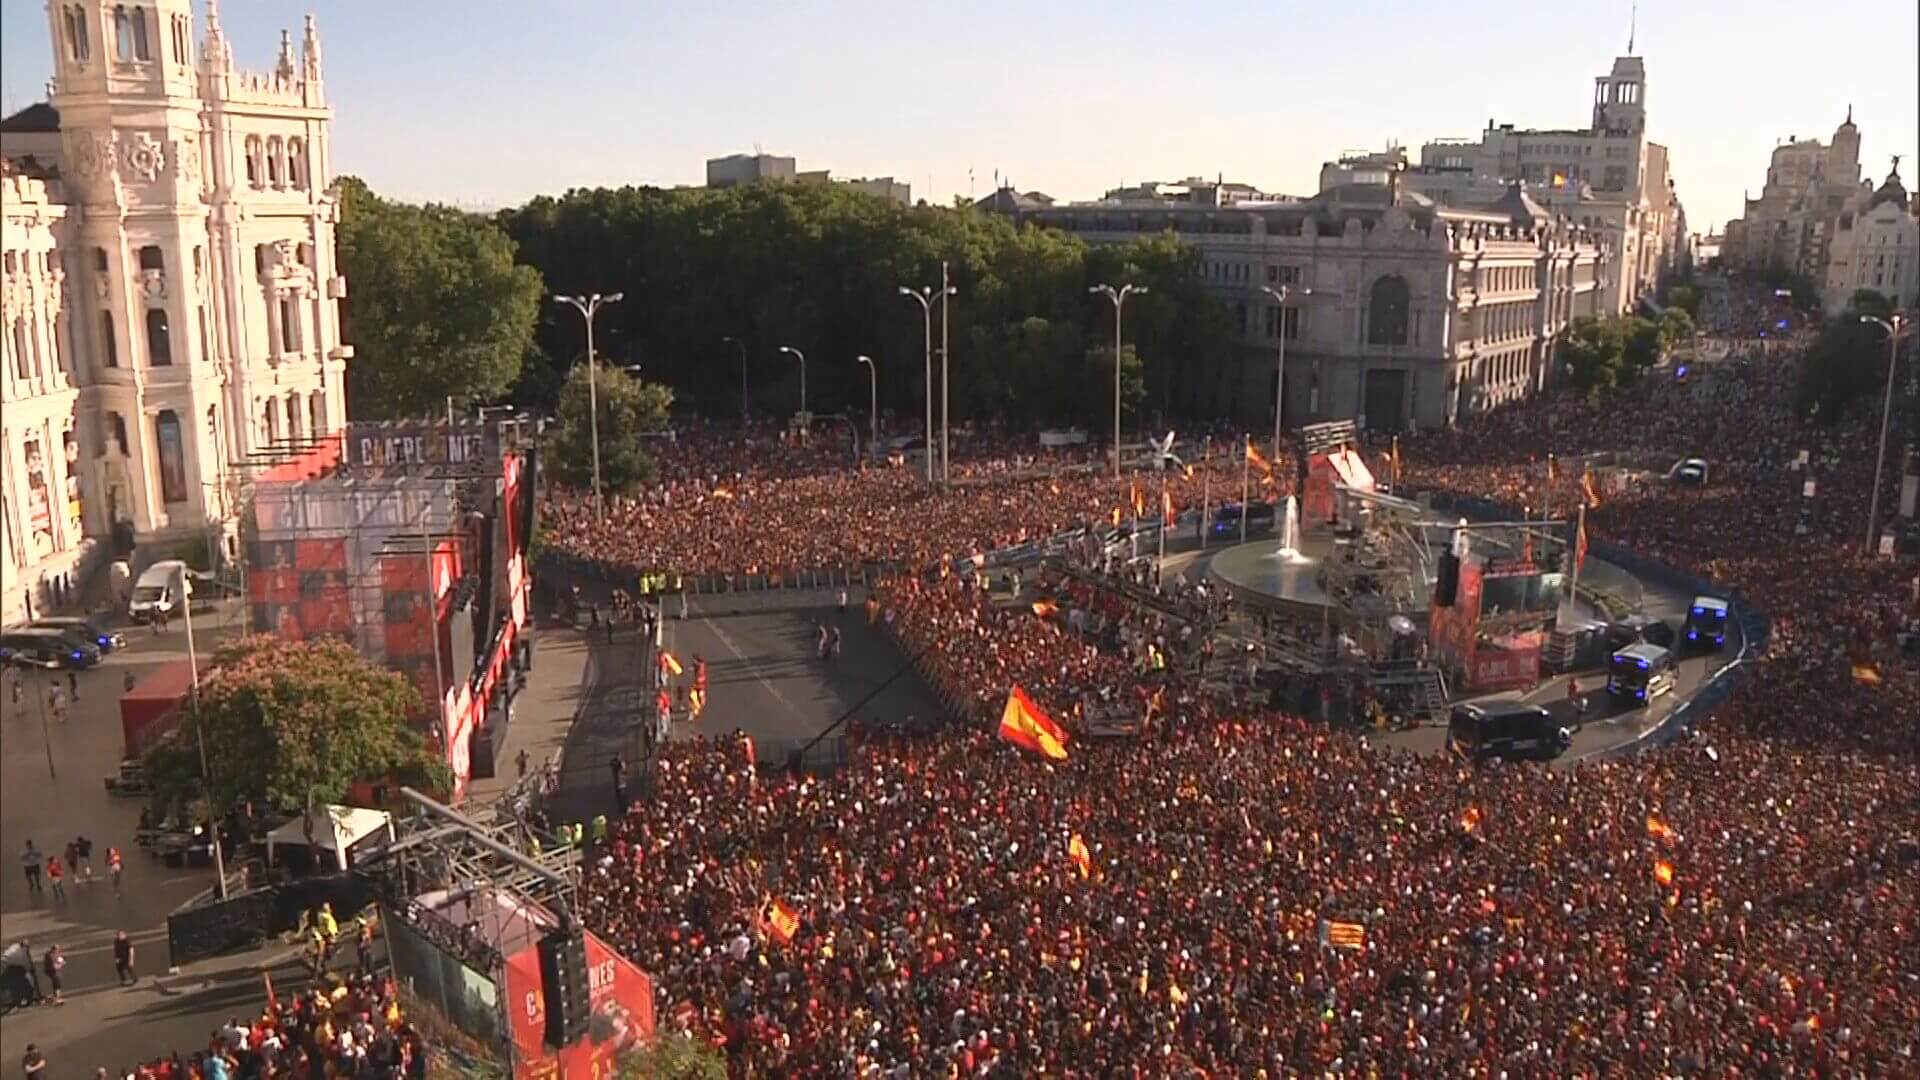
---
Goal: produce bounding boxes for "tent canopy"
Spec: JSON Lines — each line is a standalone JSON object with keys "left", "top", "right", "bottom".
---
{"left": 266, "top": 805, "right": 394, "bottom": 871}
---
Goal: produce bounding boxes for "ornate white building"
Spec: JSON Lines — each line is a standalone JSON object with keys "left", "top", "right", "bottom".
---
{"left": 1, "top": 0, "right": 349, "bottom": 625}
{"left": 1824, "top": 164, "right": 1918, "bottom": 313}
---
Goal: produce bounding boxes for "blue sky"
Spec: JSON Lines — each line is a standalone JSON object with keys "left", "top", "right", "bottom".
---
{"left": 3, "top": 1, "right": 1914, "bottom": 231}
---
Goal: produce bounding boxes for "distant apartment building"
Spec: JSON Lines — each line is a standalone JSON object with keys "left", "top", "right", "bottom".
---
{"left": 706, "top": 152, "right": 911, "bottom": 205}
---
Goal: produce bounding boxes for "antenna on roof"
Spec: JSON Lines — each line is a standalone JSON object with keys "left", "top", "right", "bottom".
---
{"left": 1627, "top": 0, "right": 1637, "bottom": 54}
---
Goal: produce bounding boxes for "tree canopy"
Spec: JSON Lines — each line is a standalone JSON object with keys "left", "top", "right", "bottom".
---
{"left": 547, "top": 363, "right": 675, "bottom": 494}
{"left": 145, "top": 635, "right": 448, "bottom": 814}
{"left": 1797, "top": 295, "right": 1903, "bottom": 422}
{"left": 337, "top": 177, "right": 545, "bottom": 420}
{"left": 494, "top": 183, "right": 1228, "bottom": 429}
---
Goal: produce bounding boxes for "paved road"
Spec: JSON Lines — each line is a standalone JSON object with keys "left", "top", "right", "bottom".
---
{"left": 1, "top": 601, "right": 245, "bottom": 1064}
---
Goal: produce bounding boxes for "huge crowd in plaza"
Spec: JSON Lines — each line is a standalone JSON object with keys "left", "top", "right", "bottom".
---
{"left": 541, "top": 283, "right": 1920, "bottom": 1076}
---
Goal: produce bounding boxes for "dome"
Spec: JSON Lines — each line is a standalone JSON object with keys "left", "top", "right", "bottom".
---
{"left": 1868, "top": 159, "right": 1907, "bottom": 212}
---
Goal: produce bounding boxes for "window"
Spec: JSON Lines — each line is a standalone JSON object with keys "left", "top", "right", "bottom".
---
{"left": 286, "top": 394, "right": 302, "bottom": 441}
{"left": 155, "top": 410, "right": 187, "bottom": 503}
{"left": 197, "top": 306, "right": 210, "bottom": 363}
{"left": 309, "top": 391, "right": 326, "bottom": 436}
{"left": 288, "top": 138, "right": 306, "bottom": 189}
{"left": 146, "top": 308, "right": 171, "bottom": 365}
{"left": 92, "top": 247, "right": 109, "bottom": 275}
{"left": 99, "top": 310, "right": 118, "bottom": 367}
{"left": 267, "top": 137, "right": 283, "bottom": 186}
{"left": 129, "top": 6, "right": 150, "bottom": 61}
{"left": 245, "top": 137, "right": 263, "bottom": 187}
{"left": 138, "top": 245, "right": 163, "bottom": 272}
{"left": 64, "top": 5, "right": 90, "bottom": 61}
{"left": 1235, "top": 303, "right": 1248, "bottom": 334}
{"left": 262, "top": 400, "right": 280, "bottom": 444}
{"left": 279, "top": 296, "right": 301, "bottom": 352}
{"left": 1367, "top": 275, "right": 1410, "bottom": 346}
{"left": 114, "top": 5, "right": 133, "bottom": 60}
{"left": 12, "top": 318, "right": 32, "bottom": 379}
{"left": 1282, "top": 307, "right": 1301, "bottom": 342}
{"left": 1266, "top": 265, "right": 1277, "bottom": 283}
{"left": 110, "top": 412, "right": 129, "bottom": 456}
{"left": 254, "top": 244, "right": 268, "bottom": 276}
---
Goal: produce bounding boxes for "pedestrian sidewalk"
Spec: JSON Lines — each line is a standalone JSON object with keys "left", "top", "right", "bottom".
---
{"left": 461, "top": 624, "right": 591, "bottom": 807}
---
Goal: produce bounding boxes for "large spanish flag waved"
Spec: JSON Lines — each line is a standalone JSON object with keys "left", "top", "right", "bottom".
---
{"left": 1000, "top": 685, "right": 1070, "bottom": 761}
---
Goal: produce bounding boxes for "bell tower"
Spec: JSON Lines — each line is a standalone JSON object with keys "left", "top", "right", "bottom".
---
{"left": 49, "top": 0, "right": 224, "bottom": 538}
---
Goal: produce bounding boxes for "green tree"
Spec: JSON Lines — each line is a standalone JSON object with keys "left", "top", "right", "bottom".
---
{"left": 548, "top": 364, "right": 674, "bottom": 494}
{"left": 1621, "top": 316, "right": 1663, "bottom": 379}
{"left": 1559, "top": 316, "right": 1625, "bottom": 394}
{"left": 145, "top": 636, "right": 448, "bottom": 814}
{"left": 338, "top": 177, "right": 544, "bottom": 420}
{"left": 618, "top": 1037, "right": 727, "bottom": 1080}
{"left": 1665, "top": 284, "right": 1702, "bottom": 321}
{"left": 1850, "top": 289, "right": 1894, "bottom": 321}
{"left": 1657, "top": 307, "right": 1695, "bottom": 354}
{"left": 1795, "top": 301, "right": 1895, "bottom": 421}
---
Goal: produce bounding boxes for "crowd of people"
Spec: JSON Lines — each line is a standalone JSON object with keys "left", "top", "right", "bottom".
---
{"left": 108, "top": 973, "right": 426, "bottom": 1079}
{"left": 549, "top": 278, "right": 1919, "bottom": 1074}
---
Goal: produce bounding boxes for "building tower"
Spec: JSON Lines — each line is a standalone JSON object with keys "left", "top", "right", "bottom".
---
{"left": 199, "top": 2, "right": 349, "bottom": 475}
{"left": 47, "top": 0, "right": 225, "bottom": 538}
{"left": 1827, "top": 106, "right": 1862, "bottom": 189}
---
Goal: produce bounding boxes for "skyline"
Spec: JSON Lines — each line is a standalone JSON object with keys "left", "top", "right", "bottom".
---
{"left": 1, "top": 1, "right": 1914, "bottom": 232}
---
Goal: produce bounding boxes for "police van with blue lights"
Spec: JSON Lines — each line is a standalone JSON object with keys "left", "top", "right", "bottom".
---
{"left": 1607, "top": 641, "right": 1677, "bottom": 703}
{"left": 1682, "top": 596, "right": 1730, "bottom": 652}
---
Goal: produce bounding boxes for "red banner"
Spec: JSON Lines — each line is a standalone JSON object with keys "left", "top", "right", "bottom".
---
{"left": 502, "top": 930, "right": 656, "bottom": 1076}
{"left": 1469, "top": 645, "right": 1542, "bottom": 692}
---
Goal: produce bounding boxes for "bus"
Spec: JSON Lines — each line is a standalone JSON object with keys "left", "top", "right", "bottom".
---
{"left": 1607, "top": 642, "right": 1677, "bottom": 703}
{"left": 1447, "top": 701, "right": 1572, "bottom": 762}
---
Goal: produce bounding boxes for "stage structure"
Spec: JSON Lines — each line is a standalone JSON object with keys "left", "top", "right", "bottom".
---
{"left": 362, "top": 788, "right": 655, "bottom": 1075}
{"left": 243, "top": 421, "right": 538, "bottom": 798}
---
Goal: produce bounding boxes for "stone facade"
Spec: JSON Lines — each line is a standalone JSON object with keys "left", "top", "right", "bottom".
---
{"left": 1823, "top": 164, "right": 1918, "bottom": 313}
{"left": 1724, "top": 112, "right": 1868, "bottom": 290}
{"left": 988, "top": 181, "right": 1610, "bottom": 433}
{"left": 0, "top": 0, "right": 349, "bottom": 625}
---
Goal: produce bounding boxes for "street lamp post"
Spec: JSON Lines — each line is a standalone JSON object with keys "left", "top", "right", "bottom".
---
{"left": 1860, "top": 312, "right": 1909, "bottom": 554}
{"left": 899, "top": 274, "right": 956, "bottom": 485}
{"left": 778, "top": 346, "right": 807, "bottom": 420}
{"left": 1090, "top": 283, "right": 1148, "bottom": 477}
{"left": 555, "top": 292, "right": 625, "bottom": 519}
{"left": 1261, "top": 285, "right": 1312, "bottom": 462}
{"left": 722, "top": 336, "right": 748, "bottom": 424}
{"left": 857, "top": 355, "right": 879, "bottom": 454}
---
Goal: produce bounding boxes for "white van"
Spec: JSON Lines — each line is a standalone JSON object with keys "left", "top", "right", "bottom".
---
{"left": 129, "top": 560, "right": 188, "bottom": 623}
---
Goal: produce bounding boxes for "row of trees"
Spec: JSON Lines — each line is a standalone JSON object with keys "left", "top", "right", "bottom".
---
{"left": 1559, "top": 308, "right": 1696, "bottom": 395}
{"left": 1795, "top": 288, "right": 1910, "bottom": 425}
{"left": 335, "top": 180, "right": 1231, "bottom": 453}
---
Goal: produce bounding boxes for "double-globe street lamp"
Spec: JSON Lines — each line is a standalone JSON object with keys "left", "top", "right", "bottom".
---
{"left": 1089, "top": 283, "right": 1148, "bottom": 478}
{"left": 898, "top": 267, "right": 957, "bottom": 485}
{"left": 1260, "top": 284, "right": 1313, "bottom": 463}
{"left": 856, "top": 355, "right": 879, "bottom": 454}
{"left": 555, "top": 291, "right": 624, "bottom": 519}
{"left": 1860, "top": 312, "right": 1910, "bottom": 553}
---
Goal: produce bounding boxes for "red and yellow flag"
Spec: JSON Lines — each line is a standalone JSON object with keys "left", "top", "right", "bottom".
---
{"left": 1162, "top": 489, "right": 1176, "bottom": 527}
{"left": 1574, "top": 513, "right": 1589, "bottom": 570}
{"left": 764, "top": 899, "right": 800, "bottom": 944}
{"left": 659, "top": 651, "right": 684, "bottom": 677}
{"left": 1322, "top": 920, "right": 1367, "bottom": 951}
{"left": 1652, "top": 859, "right": 1676, "bottom": 887}
{"left": 1851, "top": 662, "right": 1883, "bottom": 687}
{"left": 1067, "top": 833, "right": 1092, "bottom": 879}
{"left": 1247, "top": 442, "right": 1274, "bottom": 477}
{"left": 1031, "top": 599, "right": 1060, "bottom": 618}
{"left": 1110, "top": 507, "right": 1123, "bottom": 528}
{"left": 1645, "top": 814, "right": 1674, "bottom": 841}
{"left": 1582, "top": 466, "right": 1602, "bottom": 509}
{"left": 1130, "top": 480, "right": 1146, "bottom": 519}
{"left": 999, "top": 685, "right": 1069, "bottom": 761}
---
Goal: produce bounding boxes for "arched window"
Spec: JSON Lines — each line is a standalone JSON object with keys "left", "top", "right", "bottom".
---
{"left": 114, "top": 6, "right": 133, "bottom": 60}
{"left": 1367, "top": 275, "right": 1410, "bottom": 346}
{"left": 287, "top": 138, "right": 306, "bottom": 189}
{"left": 309, "top": 390, "right": 326, "bottom": 436}
{"left": 245, "top": 137, "right": 264, "bottom": 187}
{"left": 12, "top": 318, "right": 33, "bottom": 379}
{"left": 129, "top": 6, "right": 150, "bottom": 61}
{"left": 145, "top": 307, "right": 172, "bottom": 365}
{"left": 285, "top": 393, "right": 302, "bottom": 441}
{"left": 266, "top": 137, "right": 284, "bottom": 186}
{"left": 99, "top": 310, "right": 118, "bottom": 368}
{"left": 155, "top": 410, "right": 186, "bottom": 503}
{"left": 64, "top": 6, "right": 91, "bottom": 61}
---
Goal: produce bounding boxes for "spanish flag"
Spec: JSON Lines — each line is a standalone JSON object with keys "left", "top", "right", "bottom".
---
{"left": 1645, "top": 814, "right": 1674, "bottom": 841}
{"left": 1031, "top": 599, "right": 1060, "bottom": 617}
{"left": 999, "top": 685, "right": 1069, "bottom": 761}
{"left": 1162, "top": 489, "right": 1177, "bottom": 527}
{"left": 1321, "top": 920, "right": 1367, "bottom": 951}
{"left": 659, "top": 650, "right": 684, "bottom": 677}
{"left": 763, "top": 898, "right": 800, "bottom": 944}
{"left": 1067, "top": 833, "right": 1091, "bottom": 879}
{"left": 1131, "top": 480, "right": 1145, "bottom": 520}
{"left": 1246, "top": 442, "right": 1274, "bottom": 477}
{"left": 1851, "top": 662, "right": 1883, "bottom": 687}
{"left": 1652, "top": 859, "right": 1676, "bottom": 887}
{"left": 1582, "top": 466, "right": 1602, "bottom": 509}
{"left": 1110, "top": 507, "right": 1123, "bottom": 528}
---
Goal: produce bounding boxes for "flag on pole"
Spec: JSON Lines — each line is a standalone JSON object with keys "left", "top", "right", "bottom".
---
{"left": 659, "top": 651, "right": 684, "bottom": 677}
{"left": 1574, "top": 507, "right": 1589, "bottom": 570}
{"left": 1110, "top": 506, "right": 1123, "bottom": 528}
{"left": 999, "top": 685, "right": 1070, "bottom": 761}
{"left": 1131, "top": 480, "right": 1146, "bottom": 520}
{"left": 1067, "top": 833, "right": 1092, "bottom": 878}
{"left": 1162, "top": 490, "right": 1176, "bottom": 527}
{"left": 1582, "top": 466, "right": 1601, "bottom": 508}
{"left": 1246, "top": 443, "right": 1274, "bottom": 477}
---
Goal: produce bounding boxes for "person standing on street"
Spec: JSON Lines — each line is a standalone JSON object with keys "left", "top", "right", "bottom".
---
{"left": 20, "top": 1043, "right": 47, "bottom": 1079}
{"left": 112, "top": 930, "right": 135, "bottom": 986}
{"left": 65, "top": 669, "right": 77, "bottom": 704}
{"left": 44, "top": 857, "right": 65, "bottom": 903}
{"left": 106, "top": 845, "right": 124, "bottom": 896}
{"left": 609, "top": 753, "right": 628, "bottom": 812}
{"left": 40, "top": 945, "right": 64, "bottom": 1005}
{"left": 20, "top": 841, "right": 42, "bottom": 894}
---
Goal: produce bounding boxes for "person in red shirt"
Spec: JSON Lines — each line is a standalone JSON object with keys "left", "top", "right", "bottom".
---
{"left": 44, "top": 856, "right": 64, "bottom": 903}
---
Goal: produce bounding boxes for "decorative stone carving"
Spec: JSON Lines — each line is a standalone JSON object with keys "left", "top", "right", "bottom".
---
{"left": 71, "top": 133, "right": 114, "bottom": 182}
{"left": 140, "top": 269, "right": 167, "bottom": 300}
{"left": 174, "top": 136, "right": 201, "bottom": 185}
{"left": 125, "top": 132, "right": 166, "bottom": 182}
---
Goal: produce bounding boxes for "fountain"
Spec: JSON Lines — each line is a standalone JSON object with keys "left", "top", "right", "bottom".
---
{"left": 1276, "top": 495, "right": 1305, "bottom": 560}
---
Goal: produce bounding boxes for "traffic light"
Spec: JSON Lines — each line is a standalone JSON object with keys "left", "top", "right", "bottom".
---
{"left": 538, "top": 926, "right": 591, "bottom": 1046}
